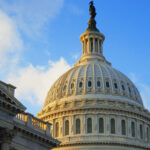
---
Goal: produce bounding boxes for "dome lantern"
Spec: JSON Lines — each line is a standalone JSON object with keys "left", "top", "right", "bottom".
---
{"left": 79, "top": 1, "right": 106, "bottom": 64}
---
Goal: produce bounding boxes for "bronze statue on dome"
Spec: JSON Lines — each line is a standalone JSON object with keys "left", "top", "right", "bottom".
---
{"left": 89, "top": 1, "right": 96, "bottom": 19}
{"left": 87, "top": 0, "right": 99, "bottom": 32}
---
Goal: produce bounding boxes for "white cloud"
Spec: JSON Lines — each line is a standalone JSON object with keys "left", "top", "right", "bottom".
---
{"left": 0, "top": 0, "right": 65, "bottom": 71}
{"left": 0, "top": 0, "right": 64, "bottom": 37}
{"left": 0, "top": 0, "right": 68, "bottom": 111}
{"left": 7, "top": 58, "right": 71, "bottom": 106}
{"left": 0, "top": 10, "right": 22, "bottom": 67}
{"left": 130, "top": 73, "right": 150, "bottom": 111}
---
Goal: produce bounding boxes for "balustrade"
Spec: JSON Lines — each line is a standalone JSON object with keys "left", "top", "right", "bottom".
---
{"left": 16, "top": 112, "right": 51, "bottom": 136}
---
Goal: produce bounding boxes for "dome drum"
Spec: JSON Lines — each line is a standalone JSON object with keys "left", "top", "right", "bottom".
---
{"left": 38, "top": 99, "right": 150, "bottom": 149}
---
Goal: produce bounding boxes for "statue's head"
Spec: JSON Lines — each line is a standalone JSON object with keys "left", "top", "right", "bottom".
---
{"left": 89, "top": 1, "right": 94, "bottom": 7}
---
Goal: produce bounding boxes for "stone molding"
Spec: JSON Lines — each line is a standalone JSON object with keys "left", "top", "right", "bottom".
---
{"left": 38, "top": 99, "right": 150, "bottom": 121}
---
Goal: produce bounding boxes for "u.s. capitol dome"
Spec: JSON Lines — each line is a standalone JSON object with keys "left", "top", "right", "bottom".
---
{"left": 37, "top": 1, "right": 150, "bottom": 150}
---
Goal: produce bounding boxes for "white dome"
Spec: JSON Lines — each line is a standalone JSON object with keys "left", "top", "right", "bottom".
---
{"left": 38, "top": 3, "right": 150, "bottom": 149}
{"left": 44, "top": 59, "right": 143, "bottom": 108}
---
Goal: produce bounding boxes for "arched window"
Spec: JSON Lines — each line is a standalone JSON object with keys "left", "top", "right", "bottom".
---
{"left": 79, "top": 82, "right": 83, "bottom": 88}
{"left": 55, "top": 122, "right": 59, "bottom": 137}
{"left": 71, "top": 83, "right": 74, "bottom": 89}
{"left": 87, "top": 118, "right": 92, "bottom": 133}
{"left": 110, "top": 118, "right": 115, "bottom": 134}
{"left": 76, "top": 119, "right": 81, "bottom": 134}
{"left": 65, "top": 120, "right": 69, "bottom": 136}
{"left": 128, "top": 87, "right": 131, "bottom": 93}
{"left": 99, "top": 118, "right": 104, "bottom": 133}
{"left": 97, "top": 81, "right": 101, "bottom": 87}
{"left": 122, "top": 85, "right": 125, "bottom": 91}
{"left": 147, "top": 127, "right": 149, "bottom": 141}
{"left": 121, "top": 120, "right": 126, "bottom": 135}
{"left": 140, "top": 124, "right": 143, "bottom": 139}
{"left": 63, "top": 85, "right": 67, "bottom": 91}
{"left": 131, "top": 121, "right": 135, "bottom": 137}
{"left": 114, "top": 83, "right": 118, "bottom": 89}
{"left": 88, "top": 81, "right": 92, "bottom": 87}
{"left": 106, "top": 81, "right": 110, "bottom": 88}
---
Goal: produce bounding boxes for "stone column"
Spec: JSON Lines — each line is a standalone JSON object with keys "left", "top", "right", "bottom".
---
{"left": 93, "top": 115, "right": 98, "bottom": 134}
{"left": 99, "top": 41, "right": 101, "bottom": 54}
{"left": 81, "top": 115, "right": 85, "bottom": 134}
{"left": 60, "top": 117, "right": 64, "bottom": 137}
{"left": 70, "top": 116, "right": 74, "bottom": 135}
{"left": 97, "top": 39, "right": 100, "bottom": 54}
{"left": 93, "top": 38, "right": 95, "bottom": 54}
{"left": 0, "top": 129, "right": 15, "bottom": 150}
{"left": 88, "top": 38, "right": 91, "bottom": 54}
{"left": 105, "top": 115, "right": 109, "bottom": 135}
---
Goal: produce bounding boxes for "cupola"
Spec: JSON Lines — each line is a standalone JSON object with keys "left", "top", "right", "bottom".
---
{"left": 79, "top": 1, "right": 106, "bottom": 64}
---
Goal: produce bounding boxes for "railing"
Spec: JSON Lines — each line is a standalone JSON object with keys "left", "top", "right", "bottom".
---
{"left": 16, "top": 112, "right": 51, "bottom": 136}
{"left": 16, "top": 113, "right": 27, "bottom": 122}
{"left": 32, "top": 116, "right": 47, "bottom": 131}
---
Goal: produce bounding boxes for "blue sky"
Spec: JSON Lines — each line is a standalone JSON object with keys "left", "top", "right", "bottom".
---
{"left": 0, "top": 0, "right": 150, "bottom": 115}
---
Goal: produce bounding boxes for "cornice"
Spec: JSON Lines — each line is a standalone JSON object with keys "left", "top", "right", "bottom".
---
{"left": 38, "top": 99, "right": 150, "bottom": 122}
{"left": 14, "top": 125, "right": 60, "bottom": 147}
{"left": 57, "top": 140, "right": 150, "bottom": 150}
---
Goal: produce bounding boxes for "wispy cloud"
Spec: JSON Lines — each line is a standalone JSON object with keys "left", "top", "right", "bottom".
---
{"left": 0, "top": 0, "right": 69, "bottom": 112}
{"left": 0, "top": 0, "right": 64, "bottom": 37}
{"left": 130, "top": 73, "right": 150, "bottom": 111}
{"left": 0, "top": 10, "right": 22, "bottom": 69}
{"left": 7, "top": 58, "right": 71, "bottom": 106}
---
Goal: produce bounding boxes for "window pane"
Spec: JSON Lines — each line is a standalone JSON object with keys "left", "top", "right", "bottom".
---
{"left": 110, "top": 118, "right": 115, "bottom": 134}
{"left": 131, "top": 122, "right": 135, "bottom": 137}
{"left": 79, "top": 82, "right": 83, "bottom": 88}
{"left": 99, "top": 118, "right": 104, "bottom": 133}
{"left": 114, "top": 83, "right": 118, "bottom": 89}
{"left": 71, "top": 83, "right": 74, "bottom": 89}
{"left": 128, "top": 87, "right": 131, "bottom": 93}
{"left": 76, "top": 119, "right": 81, "bottom": 134}
{"left": 121, "top": 120, "right": 126, "bottom": 135}
{"left": 122, "top": 85, "right": 125, "bottom": 91}
{"left": 63, "top": 85, "right": 66, "bottom": 91}
{"left": 55, "top": 122, "right": 59, "bottom": 137}
{"left": 87, "top": 118, "right": 92, "bottom": 133}
{"left": 140, "top": 124, "right": 143, "bottom": 139}
{"left": 65, "top": 120, "right": 69, "bottom": 136}
{"left": 88, "top": 81, "right": 92, "bottom": 87}
{"left": 106, "top": 82, "right": 110, "bottom": 88}
{"left": 147, "top": 127, "right": 149, "bottom": 141}
{"left": 97, "top": 81, "right": 101, "bottom": 87}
